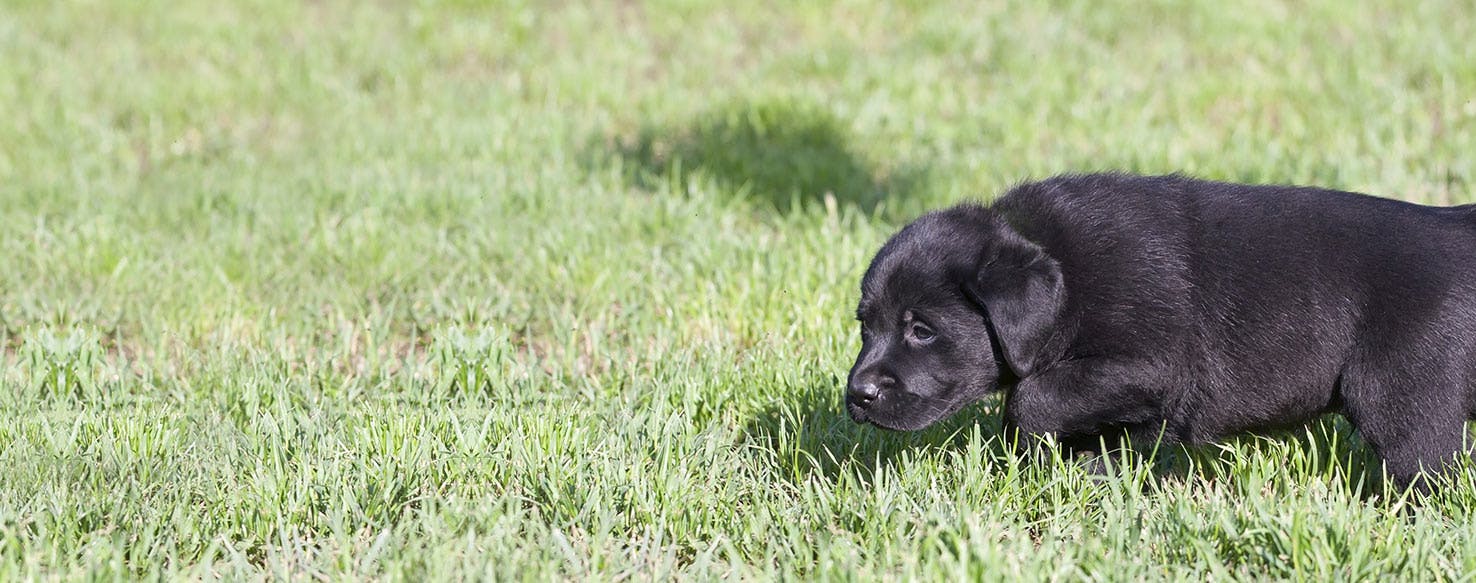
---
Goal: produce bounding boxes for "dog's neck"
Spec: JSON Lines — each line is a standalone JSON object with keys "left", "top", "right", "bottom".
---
{"left": 983, "top": 312, "right": 1020, "bottom": 390}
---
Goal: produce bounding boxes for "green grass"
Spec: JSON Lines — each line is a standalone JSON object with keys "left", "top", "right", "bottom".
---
{"left": 3, "top": 0, "right": 1475, "bottom": 579}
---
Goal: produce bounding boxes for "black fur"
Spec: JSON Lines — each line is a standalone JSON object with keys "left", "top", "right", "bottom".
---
{"left": 847, "top": 173, "right": 1476, "bottom": 491}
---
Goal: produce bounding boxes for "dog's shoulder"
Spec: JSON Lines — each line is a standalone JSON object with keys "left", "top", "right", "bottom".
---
{"left": 984, "top": 173, "right": 1195, "bottom": 257}
{"left": 1000, "top": 171, "right": 1193, "bottom": 210}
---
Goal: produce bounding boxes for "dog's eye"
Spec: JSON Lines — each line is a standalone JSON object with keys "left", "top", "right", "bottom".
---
{"left": 909, "top": 322, "right": 936, "bottom": 344}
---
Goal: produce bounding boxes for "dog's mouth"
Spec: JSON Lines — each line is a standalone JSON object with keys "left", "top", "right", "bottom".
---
{"left": 846, "top": 389, "right": 971, "bottom": 432}
{"left": 846, "top": 398, "right": 922, "bottom": 431}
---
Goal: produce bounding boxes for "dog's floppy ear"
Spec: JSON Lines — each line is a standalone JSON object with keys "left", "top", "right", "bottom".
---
{"left": 963, "top": 226, "right": 1065, "bottom": 378}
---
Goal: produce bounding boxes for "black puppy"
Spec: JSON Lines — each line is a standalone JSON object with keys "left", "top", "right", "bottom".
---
{"left": 847, "top": 173, "right": 1476, "bottom": 490}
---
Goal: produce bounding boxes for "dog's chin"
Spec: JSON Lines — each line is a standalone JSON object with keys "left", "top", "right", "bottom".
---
{"left": 866, "top": 415, "right": 942, "bottom": 432}
{"left": 850, "top": 407, "right": 948, "bottom": 432}
{"left": 853, "top": 394, "right": 978, "bottom": 432}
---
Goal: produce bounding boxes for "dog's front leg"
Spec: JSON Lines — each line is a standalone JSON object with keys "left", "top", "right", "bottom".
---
{"left": 1001, "top": 357, "right": 1174, "bottom": 466}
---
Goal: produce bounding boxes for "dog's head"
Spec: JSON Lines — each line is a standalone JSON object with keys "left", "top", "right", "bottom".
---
{"left": 847, "top": 205, "right": 1065, "bottom": 430}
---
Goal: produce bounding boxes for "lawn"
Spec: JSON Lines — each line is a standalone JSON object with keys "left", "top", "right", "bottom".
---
{"left": 3, "top": 0, "right": 1476, "bottom": 579}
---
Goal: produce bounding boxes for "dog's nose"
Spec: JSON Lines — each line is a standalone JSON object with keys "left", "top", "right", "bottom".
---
{"left": 848, "top": 381, "right": 881, "bottom": 405}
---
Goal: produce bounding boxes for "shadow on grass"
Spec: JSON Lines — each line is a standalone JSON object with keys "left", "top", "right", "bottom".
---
{"left": 1164, "top": 416, "right": 1388, "bottom": 499}
{"left": 741, "top": 376, "right": 1389, "bottom": 499}
{"left": 595, "top": 97, "right": 929, "bottom": 216}
{"left": 739, "top": 376, "right": 1003, "bottom": 486}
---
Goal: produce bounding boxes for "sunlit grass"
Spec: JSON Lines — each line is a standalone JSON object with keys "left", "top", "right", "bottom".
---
{"left": 3, "top": 0, "right": 1475, "bottom": 578}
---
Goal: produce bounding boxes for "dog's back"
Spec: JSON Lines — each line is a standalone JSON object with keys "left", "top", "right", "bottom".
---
{"left": 993, "top": 174, "right": 1476, "bottom": 448}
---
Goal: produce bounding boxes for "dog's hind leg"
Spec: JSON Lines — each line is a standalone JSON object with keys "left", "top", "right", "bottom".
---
{"left": 1339, "top": 358, "right": 1471, "bottom": 493}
